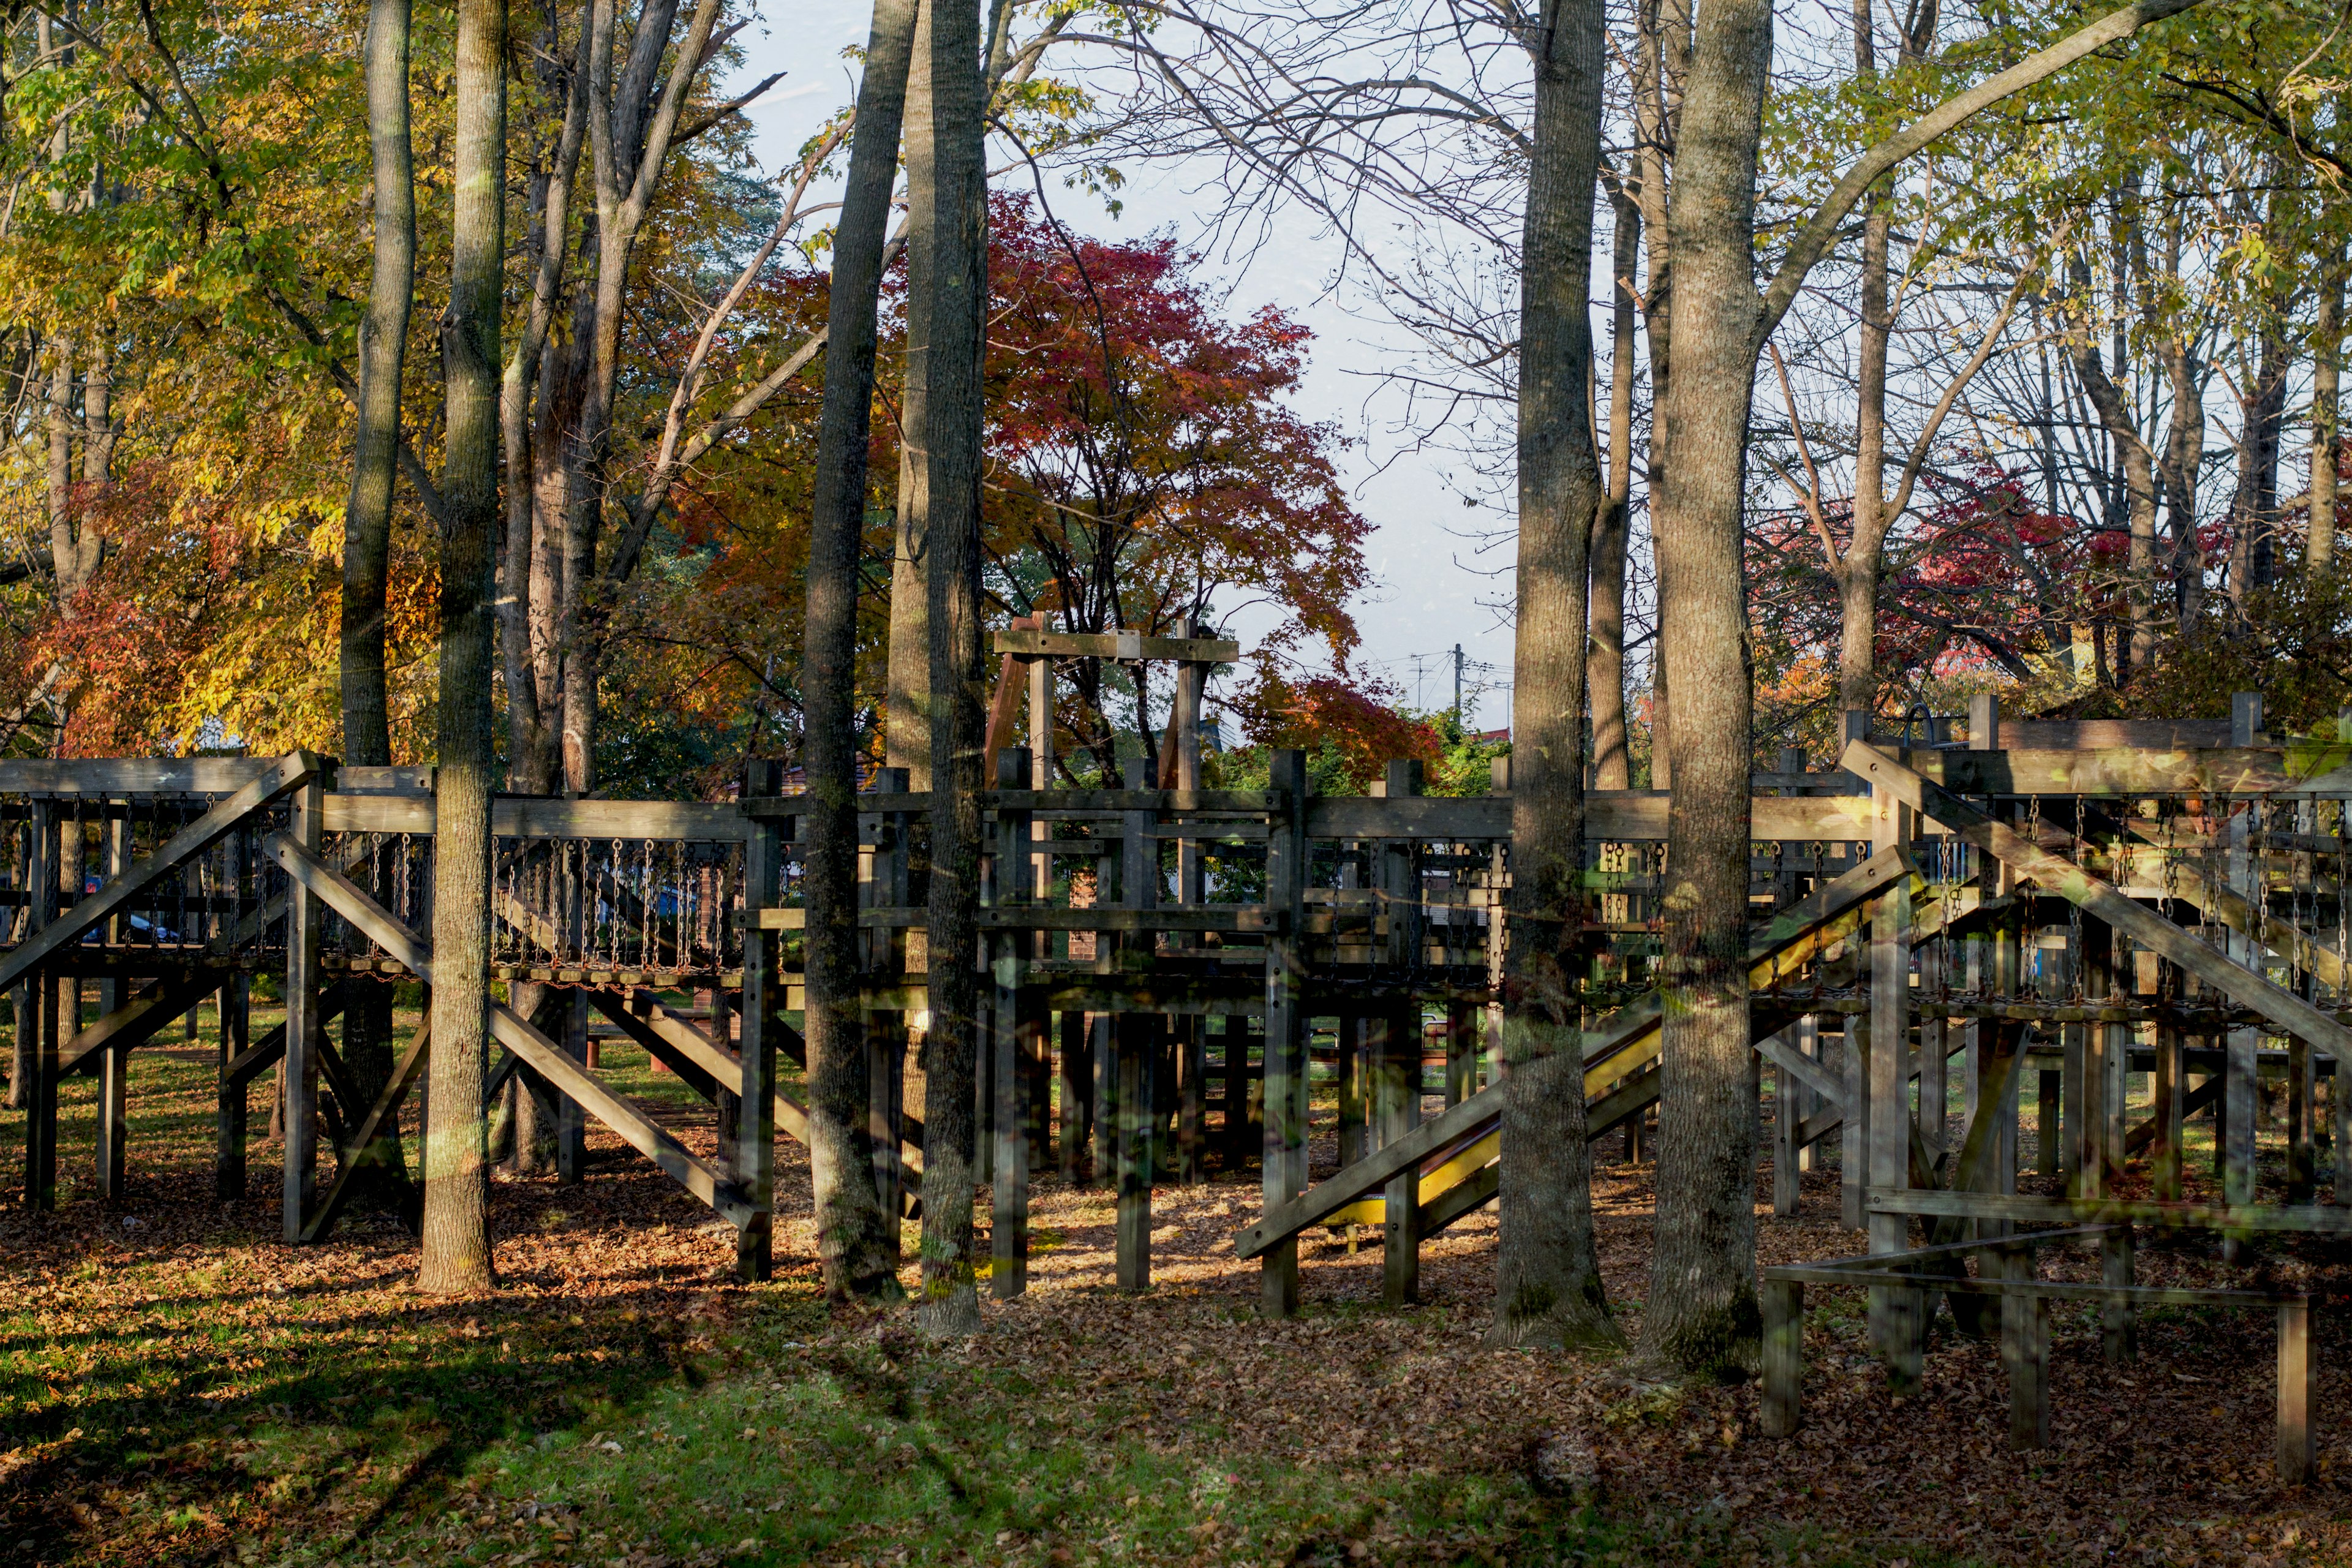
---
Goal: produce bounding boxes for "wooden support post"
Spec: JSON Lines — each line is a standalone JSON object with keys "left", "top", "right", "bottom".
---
{"left": 2003, "top": 1275, "right": 2051, "bottom": 1450}
{"left": 1444, "top": 998, "right": 1477, "bottom": 1106}
{"left": 2101, "top": 1224, "right": 2136, "bottom": 1363}
{"left": 1261, "top": 748, "right": 1310, "bottom": 1317}
{"left": 1377, "top": 1005, "right": 1420, "bottom": 1305}
{"left": 1336, "top": 1011, "right": 1366, "bottom": 1168}
{"left": 2061, "top": 1019, "right": 2086, "bottom": 1190}
{"left": 1114, "top": 1012, "right": 1156, "bottom": 1291}
{"left": 2288, "top": 1033, "right": 2315, "bottom": 1206}
{"left": 1762, "top": 1278, "right": 1804, "bottom": 1438}
{"left": 1058, "top": 1009, "right": 1091, "bottom": 1183}
{"left": 557, "top": 991, "right": 589, "bottom": 1184}
{"left": 2337, "top": 1014, "right": 2352, "bottom": 1205}
{"left": 1918, "top": 942, "right": 1946, "bottom": 1161}
{"left": 2154, "top": 1014, "right": 2184, "bottom": 1202}
{"left": 282, "top": 770, "right": 325, "bottom": 1243}
{"left": 870, "top": 1011, "right": 907, "bottom": 1219}
{"left": 1842, "top": 1012, "right": 1868, "bottom": 1231}
{"left": 2225, "top": 1025, "right": 2258, "bottom": 1207}
{"left": 2037, "top": 1069, "right": 2062, "bottom": 1178}
{"left": 736, "top": 814, "right": 783, "bottom": 1281}
{"left": 994, "top": 748, "right": 1034, "bottom": 1298}
{"left": 1175, "top": 1017, "right": 1205, "bottom": 1184}
{"left": 1868, "top": 789, "right": 1918, "bottom": 1381}
{"left": 2277, "top": 1295, "right": 2317, "bottom": 1485}
{"left": 97, "top": 1036, "right": 129, "bottom": 1201}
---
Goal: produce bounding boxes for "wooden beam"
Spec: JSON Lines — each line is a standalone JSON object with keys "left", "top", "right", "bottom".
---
{"left": 56, "top": 973, "right": 221, "bottom": 1078}
{"left": 991, "top": 628, "right": 1240, "bottom": 663}
{"left": 0, "top": 752, "right": 325, "bottom": 994}
{"left": 1871, "top": 1188, "right": 2352, "bottom": 1234}
{"left": 1845, "top": 742, "right": 2352, "bottom": 1065}
{"left": 1901, "top": 745, "right": 2337, "bottom": 797}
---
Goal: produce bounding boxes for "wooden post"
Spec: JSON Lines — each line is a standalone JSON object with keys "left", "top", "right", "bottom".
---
{"left": 2101, "top": 1224, "right": 2136, "bottom": 1363}
{"left": 1377, "top": 1005, "right": 1420, "bottom": 1305}
{"left": 557, "top": 991, "right": 589, "bottom": 1184}
{"left": 1261, "top": 747, "right": 1310, "bottom": 1317}
{"left": 2277, "top": 1295, "right": 2316, "bottom": 1485}
{"left": 1918, "top": 942, "right": 1945, "bottom": 1161}
{"left": 1058, "top": 1008, "right": 1091, "bottom": 1182}
{"left": 2003, "top": 1276, "right": 2050, "bottom": 1450}
{"left": 1868, "top": 786, "right": 1918, "bottom": 1381}
{"left": 1175, "top": 1017, "right": 1205, "bottom": 1184}
{"left": 216, "top": 973, "right": 249, "bottom": 1201}
{"left": 1773, "top": 1022, "right": 1804, "bottom": 1217}
{"left": 22, "top": 800, "right": 56, "bottom": 1210}
{"left": 1336, "top": 1011, "right": 1366, "bottom": 1167}
{"left": 2036, "top": 1068, "right": 2062, "bottom": 1178}
{"left": 1114, "top": 1011, "right": 1155, "bottom": 1291}
{"left": 1761, "top": 1278, "right": 1804, "bottom": 1437}
{"left": 993, "top": 748, "right": 1033, "bottom": 1298}
{"left": 2154, "top": 993, "right": 2184, "bottom": 1202}
{"left": 282, "top": 770, "right": 325, "bottom": 1243}
{"left": 736, "top": 813, "right": 783, "bottom": 1281}
{"left": 1444, "top": 998, "right": 1477, "bottom": 1105}
{"left": 2287, "top": 1032, "right": 2315, "bottom": 1205}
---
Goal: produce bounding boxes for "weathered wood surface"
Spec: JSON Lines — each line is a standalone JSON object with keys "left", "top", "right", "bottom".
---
{"left": 1903, "top": 745, "right": 2345, "bottom": 796}
{"left": 991, "top": 628, "right": 1240, "bottom": 663}
{"left": 0, "top": 753, "right": 324, "bottom": 995}
{"left": 323, "top": 794, "right": 746, "bottom": 840}
{"left": 1869, "top": 1188, "right": 2352, "bottom": 1232}
{"left": 1849, "top": 742, "right": 2352, "bottom": 1065}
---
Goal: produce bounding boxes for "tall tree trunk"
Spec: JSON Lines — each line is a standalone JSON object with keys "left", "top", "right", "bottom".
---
{"left": 1488, "top": 0, "right": 1619, "bottom": 1351}
{"left": 45, "top": 333, "right": 80, "bottom": 601}
{"left": 1637, "top": 0, "right": 1770, "bottom": 1380}
{"left": 1632, "top": 0, "right": 1686, "bottom": 790}
{"left": 1590, "top": 184, "right": 1637, "bottom": 791}
{"left": 340, "top": 0, "right": 420, "bottom": 1200}
{"left": 802, "top": 0, "right": 920, "bottom": 1303}
{"left": 2158, "top": 222, "right": 2205, "bottom": 627}
{"left": 2315, "top": 260, "right": 2342, "bottom": 573}
{"left": 916, "top": 0, "right": 989, "bottom": 1339}
{"left": 418, "top": 0, "right": 507, "bottom": 1297}
{"left": 884, "top": 14, "right": 937, "bottom": 786}
{"left": 2226, "top": 322, "right": 2288, "bottom": 597}
{"left": 2065, "top": 244, "right": 2158, "bottom": 677}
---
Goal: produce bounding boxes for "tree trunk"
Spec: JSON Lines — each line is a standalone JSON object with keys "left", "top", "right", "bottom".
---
{"left": 2315, "top": 262, "right": 2341, "bottom": 573}
{"left": 1487, "top": 0, "right": 1619, "bottom": 1352}
{"left": 2065, "top": 252, "right": 2158, "bottom": 677}
{"left": 916, "top": 0, "right": 990, "bottom": 1340}
{"left": 801, "top": 0, "right": 920, "bottom": 1303}
{"left": 1590, "top": 184, "right": 1637, "bottom": 791}
{"left": 417, "top": 0, "right": 507, "bottom": 1297}
{"left": 884, "top": 13, "right": 937, "bottom": 787}
{"left": 45, "top": 334, "right": 80, "bottom": 601}
{"left": 1636, "top": 0, "right": 1770, "bottom": 1381}
{"left": 2159, "top": 270, "right": 2205, "bottom": 625}
{"left": 339, "top": 0, "right": 420, "bottom": 1202}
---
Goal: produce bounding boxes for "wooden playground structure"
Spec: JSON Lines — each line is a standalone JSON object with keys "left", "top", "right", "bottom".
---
{"left": 3, "top": 647, "right": 2343, "bottom": 1480}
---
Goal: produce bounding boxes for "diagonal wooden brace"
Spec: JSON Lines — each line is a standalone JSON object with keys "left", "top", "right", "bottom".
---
{"left": 301, "top": 1018, "right": 432, "bottom": 1245}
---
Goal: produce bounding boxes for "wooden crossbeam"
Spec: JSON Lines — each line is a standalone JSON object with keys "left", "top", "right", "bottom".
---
{"left": 1846, "top": 742, "right": 2352, "bottom": 1064}
{"left": 221, "top": 982, "right": 354, "bottom": 1087}
{"left": 262, "top": 831, "right": 753, "bottom": 1227}
{"left": 301, "top": 1019, "right": 431, "bottom": 1245}
{"left": 0, "top": 752, "right": 323, "bottom": 993}
{"left": 1873, "top": 1188, "right": 2352, "bottom": 1234}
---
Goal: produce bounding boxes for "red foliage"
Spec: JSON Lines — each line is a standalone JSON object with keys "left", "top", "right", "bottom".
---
{"left": 1235, "top": 667, "right": 1442, "bottom": 791}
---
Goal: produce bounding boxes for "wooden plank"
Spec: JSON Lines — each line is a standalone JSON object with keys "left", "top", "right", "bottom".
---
{"left": 320, "top": 794, "right": 747, "bottom": 839}
{"left": 283, "top": 772, "right": 325, "bottom": 1245}
{"left": 0, "top": 752, "right": 323, "bottom": 994}
{"left": 1303, "top": 793, "right": 1871, "bottom": 842}
{"left": 1847, "top": 742, "right": 2352, "bottom": 1065}
{"left": 1260, "top": 749, "right": 1310, "bottom": 1316}
{"left": 1871, "top": 1188, "right": 2352, "bottom": 1233}
{"left": 1902, "top": 745, "right": 2335, "bottom": 797}
{"left": 991, "top": 628, "right": 1240, "bottom": 663}
{"left": 1994, "top": 718, "right": 2233, "bottom": 750}
{"left": 0, "top": 758, "right": 279, "bottom": 794}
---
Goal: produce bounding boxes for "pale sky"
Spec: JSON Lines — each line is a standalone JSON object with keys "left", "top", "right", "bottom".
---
{"left": 728, "top": 5, "right": 1521, "bottom": 733}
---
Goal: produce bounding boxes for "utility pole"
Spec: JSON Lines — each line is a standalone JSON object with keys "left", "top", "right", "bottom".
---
{"left": 1452, "top": 644, "right": 1464, "bottom": 718}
